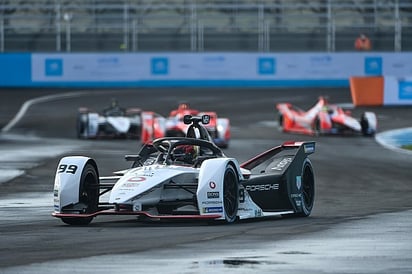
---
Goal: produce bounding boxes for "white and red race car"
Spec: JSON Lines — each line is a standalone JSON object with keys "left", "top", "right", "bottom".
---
{"left": 53, "top": 115, "right": 316, "bottom": 226}
{"left": 164, "top": 103, "right": 231, "bottom": 148}
{"left": 276, "top": 96, "right": 377, "bottom": 136}
{"left": 77, "top": 101, "right": 230, "bottom": 148}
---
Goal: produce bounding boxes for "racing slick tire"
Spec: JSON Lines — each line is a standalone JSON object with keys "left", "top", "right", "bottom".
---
{"left": 360, "top": 113, "right": 375, "bottom": 137}
{"left": 223, "top": 164, "right": 239, "bottom": 223}
{"left": 282, "top": 159, "right": 315, "bottom": 218}
{"left": 296, "top": 159, "right": 315, "bottom": 217}
{"left": 76, "top": 113, "right": 88, "bottom": 139}
{"left": 313, "top": 117, "right": 321, "bottom": 136}
{"left": 61, "top": 163, "right": 99, "bottom": 225}
{"left": 278, "top": 113, "right": 284, "bottom": 131}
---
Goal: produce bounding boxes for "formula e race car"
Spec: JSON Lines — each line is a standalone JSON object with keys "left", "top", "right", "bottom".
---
{"left": 276, "top": 96, "right": 377, "bottom": 136}
{"left": 77, "top": 99, "right": 143, "bottom": 139}
{"left": 164, "top": 103, "right": 231, "bottom": 148}
{"left": 53, "top": 115, "right": 316, "bottom": 225}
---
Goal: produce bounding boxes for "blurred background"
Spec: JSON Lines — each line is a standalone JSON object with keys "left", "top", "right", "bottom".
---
{"left": 1, "top": 0, "right": 411, "bottom": 53}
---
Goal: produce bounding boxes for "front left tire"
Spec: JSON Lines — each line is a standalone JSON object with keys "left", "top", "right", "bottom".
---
{"left": 61, "top": 163, "right": 99, "bottom": 225}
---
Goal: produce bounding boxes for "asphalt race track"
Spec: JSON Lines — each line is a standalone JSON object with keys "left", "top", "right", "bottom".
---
{"left": 1, "top": 87, "right": 412, "bottom": 273}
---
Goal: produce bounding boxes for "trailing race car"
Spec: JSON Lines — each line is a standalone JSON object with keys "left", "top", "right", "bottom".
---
{"left": 77, "top": 99, "right": 143, "bottom": 139}
{"left": 276, "top": 96, "right": 377, "bottom": 136}
{"left": 164, "top": 102, "right": 231, "bottom": 148}
{"left": 53, "top": 115, "right": 316, "bottom": 225}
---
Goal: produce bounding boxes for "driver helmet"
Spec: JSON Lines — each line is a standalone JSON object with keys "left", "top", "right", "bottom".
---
{"left": 111, "top": 98, "right": 119, "bottom": 108}
{"left": 172, "top": 145, "right": 198, "bottom": 165}
{"left": 178, "top": 102, "right": 189, "bottom": 110}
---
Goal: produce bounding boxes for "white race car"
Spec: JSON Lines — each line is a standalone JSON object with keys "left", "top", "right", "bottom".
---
{"left": 76, "top": 100, "right": 142, "bottom": 139}
{"left": 53, "top": 115, "right": 316, "bottom": 225}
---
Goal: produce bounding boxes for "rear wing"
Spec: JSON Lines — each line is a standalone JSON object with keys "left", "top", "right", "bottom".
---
{"left": 282, "top": 141, "right": 315, "bottom": 155}
{"left": 240, "top": 141, "right": 315, "bottom": 171}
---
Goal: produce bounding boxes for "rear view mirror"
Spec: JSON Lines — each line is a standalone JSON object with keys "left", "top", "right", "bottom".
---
{"left": 202, "top": 115, "right": 210, "bottom": 125}
{"left": 183, "top": 115, "right": 192, "bottom": 124}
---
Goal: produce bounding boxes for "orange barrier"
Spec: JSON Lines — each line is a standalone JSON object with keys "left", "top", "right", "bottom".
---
{"left": 349, "top": 76, "right": 384, "bottom": 106}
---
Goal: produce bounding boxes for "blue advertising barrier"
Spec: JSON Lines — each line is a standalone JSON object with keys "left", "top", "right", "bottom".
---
{"left": 1, "top": 52, "right": 412, "bottom": 88}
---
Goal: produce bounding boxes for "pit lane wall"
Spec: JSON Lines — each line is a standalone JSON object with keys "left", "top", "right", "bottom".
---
{"left": 0, "top": 53, "right": 411, "bottom": 99}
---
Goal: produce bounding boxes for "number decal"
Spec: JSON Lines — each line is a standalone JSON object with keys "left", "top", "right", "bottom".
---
{"left": 58, "top": 164, "right": 78, "bottom": 174}
{"left": 58, "top": 164, "right": 67, "bottom": 173}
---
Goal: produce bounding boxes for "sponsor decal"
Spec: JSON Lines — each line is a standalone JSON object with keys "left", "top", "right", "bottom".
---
{"left": 398, "top": 81, "right": 412, "bottom": 100}
{"left": 238, "top": 207, "right": 253, "bottom": 212}
{"left": 310, "top": 55, "right": 332, "bottom": 66}
{"left": 207, "top": 191, "right": 220, "bottom": 199}
{"left": 122, "top": 182, "right": 141, "bottom": 188}
{"left": 201, "top": 201, "right": 223, "bottom": 205}
{"left": 203, "top": 207, "right": 223, "bottom": 213}
{"left": 128, "top": 176, "right": 146, "bottom": 182}
{"left": 258, "top": 57, "right": 276, "bottom": 75}
{"left": 304, "top": 143, "right": 315, "bottom": 153}
{"left": 239, "top": 188, "right": 245, "bottom": 203}
{"left": 209, "top": 181, "right": 216, "bottom": 189}
{"left": 45, "top": 58, "right": 63, "bottom": 76}
{"left": 133, "top": 203, "right": 142, "bottom": 211}
{"left": 296, "top": 176, "right": 302, "bottom": 190}
{"left": 143, "top": 172, "right": 154, "bottom": 177}
{"left": 245, "top": 183, "right": 279, "bottom": 192}
{"left": 291, "top": 193, "right": 302, "bottom": 198}
{"left": 364, "top": 57, "right": 382, "bottom": 76}
{"left": 151, "top": 57, "right": 169, "bottom": 75}
{"left": 271, "top": 157, "right": 292, "bottom": 171}
{"left": 97, "top": 57, "right": 119, "bottom": 64}
{"left": 203, "top": 56, "right": 225, "bottom": 63}
{"left": 255, "top": 209, "right": 263, "bottom": 217}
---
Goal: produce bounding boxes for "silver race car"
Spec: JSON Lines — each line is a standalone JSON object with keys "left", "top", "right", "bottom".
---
{"left": 53, "top": 115, "right": 316, "bottom": 225}
{"left": 77, "top": 99, "right": 142, "bottom": 139}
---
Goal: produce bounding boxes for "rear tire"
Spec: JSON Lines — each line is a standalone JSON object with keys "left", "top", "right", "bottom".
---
{"left": 278, "top": 113, "right": 284, "bottom": 131}
{"left": 296, "top": 159, "right": 315, "bottom": 217}
{"left": 313, "top": 117, "right": 321, "bottom": 136}
{"left": 360, "top": 113, "right": 374, "bottom": 136}
{"left": 61, "top": 163, "right": 99, "bottom": 225}
{"left": 223, "top": 165, "right": 239, "bottom": 223}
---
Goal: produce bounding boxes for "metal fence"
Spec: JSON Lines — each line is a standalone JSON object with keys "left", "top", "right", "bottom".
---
{"left": 1, "top": 0, "right": 411, "bottom": 52}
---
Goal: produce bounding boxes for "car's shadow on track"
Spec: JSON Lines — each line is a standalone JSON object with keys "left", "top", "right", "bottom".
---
{"left": 51, "top": 214, "right": 313, "bottom": 228}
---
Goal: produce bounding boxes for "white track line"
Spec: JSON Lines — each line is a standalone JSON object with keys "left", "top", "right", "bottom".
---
{"left": 1, "top": 91, "right": 92, "bottom": 133}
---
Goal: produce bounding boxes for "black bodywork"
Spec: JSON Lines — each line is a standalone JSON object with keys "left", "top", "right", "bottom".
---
{"left": 240, "top": 142, "right": 315, "bottom": 216}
